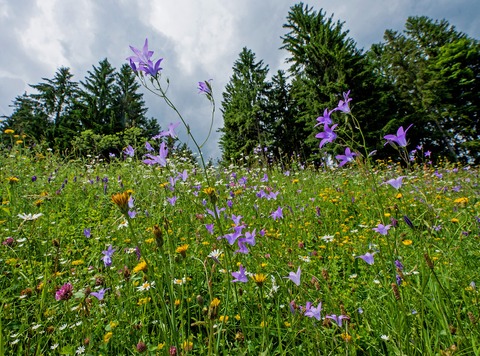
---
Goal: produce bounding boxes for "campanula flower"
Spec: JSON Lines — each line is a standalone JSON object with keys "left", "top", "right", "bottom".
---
{"left": 123, "top": 145, "right": 135, "bottom": 157}
{"left": 90, "top": 288, "right": 110, "bottom": 301}
{"left": 304, "top": 302, "right": 322, "bottom": 320}
{"left": 384, "top": 124, "right": 413, "bottom": 147}
{"left": 356, "top": 252, "right": 375, "bottom": 265}
{"left": 335, "top": 90, "right": 352, "bottom": 113}
{"left": 101, "top": 245, "right": 116, "bottom": 267}
{"left": 286, "top": 267, "right": 301, "bottom": 286}
{"left": 231, "top": 265, "right": 248, "bottom": 283}
{"left": 326, "top": 314, "right": 349, "bottom": 327}
{"left": 385, "top": 176, "right": 405, "bottom": 190}
{"left": 372, "top": 223, "right": 391, "bottom": 236}
{"left": 316, "top": 123, "right": 338, "bottom": 148}
{"left": 315, "top": 109, "right": 333, "bottom": 127}
{"left": 153, "top": 122, "right": 180, "bottom": 139}
{"left": 271, "top": 206, "right": 283, "bottom": 220}
{"left": 336, "top": 147, "right": 356, "bottom": 167}
{"left": 143, "top": 142, "right": 168, "bottom": 167}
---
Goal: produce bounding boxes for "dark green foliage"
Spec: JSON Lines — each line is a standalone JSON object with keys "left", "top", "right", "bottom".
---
{"left": 219, "top": 47, "right": 270, "bottom": 161}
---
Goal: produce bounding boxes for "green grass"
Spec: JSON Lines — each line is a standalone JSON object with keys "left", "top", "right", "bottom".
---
{"left": 0, "top": 146, "right": 479, "bottom": 355}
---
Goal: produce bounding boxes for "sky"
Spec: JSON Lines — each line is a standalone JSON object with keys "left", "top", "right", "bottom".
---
{"left": 1, "top": 0, "right": 479, "bottom": 160}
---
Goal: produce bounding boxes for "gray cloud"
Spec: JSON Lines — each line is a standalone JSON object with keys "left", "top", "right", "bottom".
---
{"left": 1, "top": 0, "right": 478, "bottom": 160}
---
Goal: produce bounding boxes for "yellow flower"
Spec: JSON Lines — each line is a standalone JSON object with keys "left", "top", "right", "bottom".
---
{"left": 454, "top": 197, "right": 468, "bottom": 205}
{"left": 292, "top": 179, "right": 299, "bottom": 184}
{"left": 341, "top": 332, "right": 352, "bottom": 342}
{"left": 133, "top": 260, "right": 147, "bottom": 273}
{"left": 7, "top": 177, "right": 19, "bottom": 184}
{"left": 71, "top": 260, "right": 84, "bottom": 266}
{"left": 451, "top": 218, "right": 459, "bottom": 223}
{"left": 252, "top": 273, "right": 267, "bottom": 287}
{"left": 182, "top": 341, "right": 193, "bottom": 351}
{"left": 157, "top": 343, "right": 165, "bottom": 350}
{"left": 15, "top": 140, "right": 23, "bottom": 144}
{"left": 284, "top": 321, "right": 291, "bottom": 327}
{"left": 175, "top": 299, "right": 181, "bottom": 306}
{"left": 176, "top": 244, "right": 189, "bottom": 257}
{"left": 109, "top": 321, "right": 119, "bottom": 329}
{"left": 103, "top": 331, "right": 113, "bottom": 343}
{"left": 137, "top": 297, "right": 151, "bottom": 306}
{"left": 111, "top": 191, "right": 131, "bottom": 213}
{"left": 219, "top": 315, "right": 229, "bottom": 322}
{"left": 260, "top": 321, "right": 268, "bottom": 327}
{"left": 396, "top": 193, "right": 403, "bottom": 199}
{"left": 145, "top": 238, "right": 155, "bottom": 244}
{"left": 4, "top": 129, "right": 14, "bottom": 134}
{"left": 210, "top": 298, "right": 221, "bottom": 308}
{"left": 203, "top": 187, "right": 216, "bottom": 196}
{"left": 402, "top": 239, "right": 413, "bottom": 246}
{"left": 234, "top": 314, "right": 241, "bottom": 321}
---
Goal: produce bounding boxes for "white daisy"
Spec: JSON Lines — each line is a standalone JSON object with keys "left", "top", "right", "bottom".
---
{"left": 321, "top": 235, "right": 334, "bottom": 243}
{"left": 18, "top": 213, "right": 43, "bottom": 221}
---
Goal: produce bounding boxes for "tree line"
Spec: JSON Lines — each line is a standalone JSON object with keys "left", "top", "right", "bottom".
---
{"left": 219, "top": 3, "right": 480, "bottom": 164}
{"left": 1, "top": 59, "right": 160, "bottom": 157}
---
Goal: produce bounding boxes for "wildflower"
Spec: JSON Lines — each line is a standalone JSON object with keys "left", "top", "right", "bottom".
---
{"left": 137, "top": 341, "right": 147, "bottom": 353}
{"left": 101, "top": 245, "right": 116, "bottom": 267}
{"left": 395, "top": 260, "right": 404, "bottom": 270}
{"left": 304, "top": 302, "right": 322, "bottom": 320}
{"left": 83, "top": 228, "right": 91, "bottom": 238}
{"left": 402, "top": 239, "right": 413, "bottom": 246}
{"left": 198, "top": 79, "right": 212, "bottom": 95}
{"left": 7, "top": 176, "right": 19, "bottom": 184}
{"left": 315, "top": 108, "right": 333, "bottom": 126}
{"left": 385, "top": 176, "right": 405, "bottom": 190}
{"left": 2, "top": 237, "right": 14, "bottom": 246}
{"left": 153, "top": 122, "right": 180, "bottom": 139}
{"left": 111, "top": 191, "right": 130, "bottom": 213}
{"left": 55, "top": 283, "right": 73, "bottom": 301}
{"left": 321, "top": 235, "right": 334, "bottom": 243}
{"left": 326, "top": 314, "right": 349, "bottom": 327}
{"left": 356, "top": 252, "right": 375, "bottom": 265}
{"left": 137, "top": 281, "right": 155, "bottom": 291}
{"left": 205, "top": 223, "right": 214, "bottom": 234}
{"left": 384, "top": 124, "right": 413, "bottom": 147}
{"left": 454, "top": 197, "right": 468, "bottom": 205}
{"left": 75, "top": 346, "right": 85, "bottom": 355}
{"left": 286, "top": 266, "right": 301, "bottom": 286}
{"left": 143, "top": 141, "right": 168, "bottom": 167}
{"left": 336, "top": 147, "right": 356, "bottom": 167}
{"left": 316, "top": 123, "right": 338, "bottom": 148}
{"left": 4, "top": 129, "right": 14, "bottom": 134}
{"left": 176, "top": 244, "right": 189, "bottom": 258}
{"left": 103, "top": 331, "right": 113, "bottom": 343}
{"left": 18, "top": 213, "right": 43, "bottom": 221}
{"left": 380, "top": 335, "right": 390, "bottom": 341}
{"left": 91, "top": 288, "right": 110, "bottom": 301}
{"left": 167, "top": 196, "right": 178, "bottom": 206}
{"left": 123, "top": 145, "right": 135, "bottom": 157}
{"left": 127, "top": 38, "right": 163, "bottom": 76}
{"left": 372, "top": 223, "right": 391, "bottom": 236}
{"left": 335, "top": 90, "right": 352, "bottom": 113}
{"left": 252, "top": 273, "right": 267, "bottom": 287}
{"left": 208, "top": 249, "right": 223, "bottom": 264}
{"left": 271, "top": 206, "right": 283, "bottom": 220}
{"left": 133, "top": 260, "right": 147, "bottom": 273}
{"left": 231, "top": 265, "right": 248, "bottom": 283}
{"left": 403, "top": 215, "right": 414, "bottom": 229}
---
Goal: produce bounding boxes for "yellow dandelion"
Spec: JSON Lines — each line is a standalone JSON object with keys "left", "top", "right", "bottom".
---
{"left": 4, "top": 129, "right": 14, "bottom": 134}
{"left": 111, "top": 191, "right": 131, "bottom": 213}
{"left": 284, "top": 321, "right": 291, "bottom": 327}
{"left": 341, "top": 332, "right": 352, "bottom": 342}
{"left": 15, "top": 140, "right": 23, "bottom": 144}
{"left": 103, "top": 331, "right": 113, "bottom": 343}
{"left": 252, "top": 273, "right": 267, "bottom": 287}
{"left": 176, "top": 244, "right": 189, "bottom": 257}
{"left": 396, "top": 193, "right": 403, "bottom": 199}
{"left": 234, "top": 314, "right": 241, "bottom": 321}
{"left": 210, "top": 298, "right": 221, "bottom": 308}
{"left": 109, "top": 321, "right": 119, "bottom": 329}
{"left": 292, "top": 179, "right": 299, "bottom": 184}
{"left": 34, "top": 199, "right": 43, "bottom": 207}
{"left": 137, "top": 297, "right": 151, "bottom": 306}
{"left": 71, "top": 260, "right": 84, "bottom": 266}
{"left": 454, "top": 197, "right": 468, "bottom": 205}
{"left": 219, "top": 315, "right": 229, "bottom": 322}
{"left": 402, "top": 239, "right": 413, "bottom": 246}
{"left": 145, "top": 237, "right": 155, "bottom": 244}
{"left": 133, "top": 260, "right": 147, "bottom": 273}
{"left": 451, "top": 218, "right": 459, "bottom": 223}
{"left": 7, "top": 177, "right": 19, "bottom": 184}
{"left": 174, "top": 299, "right": 181, "bottom": 306}
{"left": 384, "top": 213, "right": 391, "bottom": 217}
{"left": 203, "top": 187, "right": 216, "bottom": 196}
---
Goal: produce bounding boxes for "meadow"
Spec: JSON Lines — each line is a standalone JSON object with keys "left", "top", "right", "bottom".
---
{"left": 0, "top": 141, "right": 479, "bottom": 355}
{"left": 1, "top": 38, "right": 479, "bottom": 355}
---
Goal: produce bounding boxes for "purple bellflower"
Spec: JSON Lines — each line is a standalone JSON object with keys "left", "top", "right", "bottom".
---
{"left": 304, "top": 302, "right": 322, "bottom": 320}
{"left": 315, "top": 109, "right": 333, "bottom": 127}
{"left": 384, "top": 124, "right": 413, "bottom": 147}
{"left": 123, "top": 145, "right": 135, "bottom": 157}
{"left": 372, "top": 223, "right": 391, "bottom": 236}
{"left": 286, "top": 266, "right": 302, "bottom": 286}
{"left": 143, "top": 141, "right": 168, "bottom": 167}
{"left": 335, "top": 90, "right": 352, "bottom": 113}
{"left": 101, "top": 245, "right": 116, "bottom": 267}
{"left": 316, "top": 123, "right": 338, "bottom": 148}
{"left": 271, "top": 206, "right": 283, "bottom": 220}
{"left": 356, "top": 252, "right": 375, "bottom": 265}
{"left": 127, "top": 38, "right": 163, "bottom": 77}
{"left": 231, "top": 265, "right": 248, "bottom": 283}
{"left": 90, "top": 288, "right": 110, "bottom": 301}
{"left": 385, "top": 176, "right": 405, "bottom": 190}
{"left": 198, "top": 80, "right": 212, "bottom": 95}
{"left": 336, "top": 147, "right": 356, "bottom": 167}
{"left": 326, "top": 314, "right": 349, "bottom": 327}
{"left": 153, "top": 122, "right": 180, "bottom": 139}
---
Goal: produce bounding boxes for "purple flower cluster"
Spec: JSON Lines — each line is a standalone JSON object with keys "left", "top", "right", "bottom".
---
{"left": 55, "top": 282, "right": 73, "bottom": 301}
{"left": 127, "top": 38, "right": 163, "bottom": 77}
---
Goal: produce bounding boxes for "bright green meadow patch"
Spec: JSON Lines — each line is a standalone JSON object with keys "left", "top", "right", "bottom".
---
{"left": 0, "top": 148, "right": 479, "bottom": 355}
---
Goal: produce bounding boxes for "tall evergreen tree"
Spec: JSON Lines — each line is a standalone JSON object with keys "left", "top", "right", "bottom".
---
{"left": 370, "top": 16, "right": 480, "bottom": 162}
{"left": 281, "top": 3, "right": 381, "bottom": 160}
{"left": 219, "top": 47, "right": 270, "bottom": 161}
{"left": 78, "top": 58, "right": 118, "bottom": 135}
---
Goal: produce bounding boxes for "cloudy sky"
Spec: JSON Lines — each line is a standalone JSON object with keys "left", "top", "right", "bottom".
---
{"left": 1, "top": 0, "right": 479, "bottom": 160}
